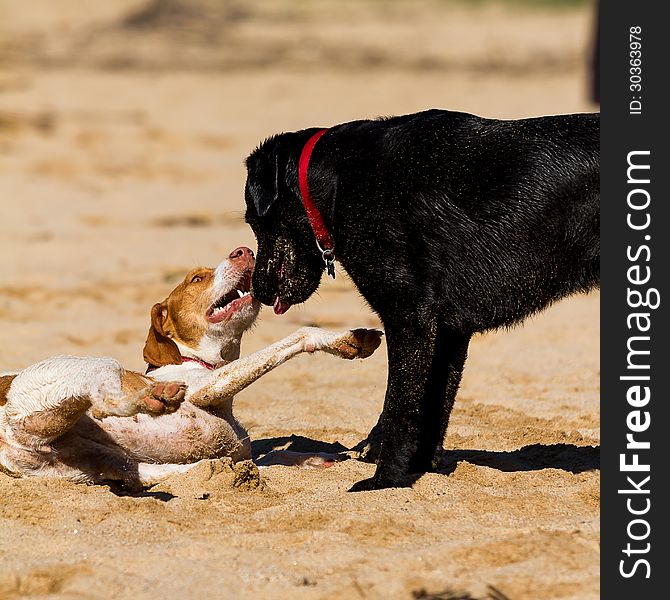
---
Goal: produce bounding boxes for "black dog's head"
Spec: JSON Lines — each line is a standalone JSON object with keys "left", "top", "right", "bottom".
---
{"left": 244, "top": 130, "right": 329, "bottom": 314}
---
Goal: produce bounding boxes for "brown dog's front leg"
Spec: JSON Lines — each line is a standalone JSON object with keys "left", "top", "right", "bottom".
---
{"left": 187, "top": 330, "right": 311, "bottom": 408}
{"left": 187, "top": 327, "right": 382, "bottom": 408}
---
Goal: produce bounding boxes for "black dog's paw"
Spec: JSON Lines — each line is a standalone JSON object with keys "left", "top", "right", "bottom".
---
{"left": 352, "top": 422, "right": 383, "bottom": 464}
{"left": 348, "top": 473, "right": 417, "bottom": 492}
{"left": 352, "top": 437, "right": 381, "bottom": 464}
{"left": 348, "top": 477, "right": 382, "bottom": 492}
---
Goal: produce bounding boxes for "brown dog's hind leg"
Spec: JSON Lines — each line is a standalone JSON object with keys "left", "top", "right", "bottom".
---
{"left": 89, "top": 372, "right": 186, "bottom": 419}
{"left": 4, "top": 358, "right": 186, "bottom": 449}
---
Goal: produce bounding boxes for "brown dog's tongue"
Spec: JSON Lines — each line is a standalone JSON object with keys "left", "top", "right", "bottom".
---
{"left": 273, "top": 296, "right": 291, "bottom": 315}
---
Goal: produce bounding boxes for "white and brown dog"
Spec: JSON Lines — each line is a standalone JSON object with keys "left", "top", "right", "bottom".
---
{"left": 0, "top": 247, "right": 382, "bottom": 489}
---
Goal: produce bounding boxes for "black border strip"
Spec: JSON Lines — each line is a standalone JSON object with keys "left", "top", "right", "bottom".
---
{"left": 601, "top": 2, "right": 669, "bottom": 597}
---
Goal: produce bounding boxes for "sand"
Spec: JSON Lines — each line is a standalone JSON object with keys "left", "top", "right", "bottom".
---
{"left": 0, "top": 2, "right": 599, "bottom": 598}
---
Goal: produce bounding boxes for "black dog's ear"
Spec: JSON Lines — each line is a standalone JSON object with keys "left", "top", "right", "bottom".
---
{"left": 246, "top": 137, "right": 285, "bottom": 217}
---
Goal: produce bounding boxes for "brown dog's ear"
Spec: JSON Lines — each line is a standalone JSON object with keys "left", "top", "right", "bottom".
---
{"left": 245, "top": 136, "right": 285, "bottom": 217}
{"left": 143, "top": 302, "right": 182, "bottom": 368}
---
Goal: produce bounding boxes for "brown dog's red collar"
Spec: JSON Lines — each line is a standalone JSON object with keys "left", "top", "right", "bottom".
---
{"left": 298, "top": 128, "right": 336, "bottom": 278}
{"left": 146, "top": 355, "right": 215, "bottom": 374}
{"left": 181, "top": 356, "right": 215, "bottom": 370}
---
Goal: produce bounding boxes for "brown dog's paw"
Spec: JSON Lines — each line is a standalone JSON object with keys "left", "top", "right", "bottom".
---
{"left": 333, "top": 328, "right": 384, "bottom": 359}
{"left": 353, "top": 328, "right": 384, "bottom": 358}
{"left": 141, "top": 381, "right": 187, "bottom": 415}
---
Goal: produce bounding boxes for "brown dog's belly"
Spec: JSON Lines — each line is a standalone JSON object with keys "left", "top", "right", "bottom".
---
{"left": 69, "top": 403, "right": 251, "bottom": 465}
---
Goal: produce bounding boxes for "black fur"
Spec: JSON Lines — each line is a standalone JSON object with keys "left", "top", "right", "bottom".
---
{"left": 244, "top": 109, "right": 599, "bottom": 490}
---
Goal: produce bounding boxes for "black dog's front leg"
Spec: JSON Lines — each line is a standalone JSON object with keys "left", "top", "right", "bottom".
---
{"left": 411, "top": 326, "right": 471, "bottom": 473}
{"left": 354, "top": 326, "right": 471, "bottom": 470}
{"left": 351, "top": 321, "right": 471, "bottom": 491}
{"left": 351, "top": 318, "right": 438, "bottom": 490}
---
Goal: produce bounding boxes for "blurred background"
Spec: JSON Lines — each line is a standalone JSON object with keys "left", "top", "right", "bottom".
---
{"left": 0, "top": 0, "right": 598, "bottom": 369}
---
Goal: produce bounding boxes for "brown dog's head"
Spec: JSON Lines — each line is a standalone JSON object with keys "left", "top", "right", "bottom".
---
{"left": 244, "top": 130, "right": 332, "bottom": 315}
{"left": 143, "top": 248, "right": 261, "bottom": 369}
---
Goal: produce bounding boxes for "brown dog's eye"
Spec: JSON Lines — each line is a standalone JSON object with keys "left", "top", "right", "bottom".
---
{"left": 191, "top": 276, "right": 203, "bottom": 283}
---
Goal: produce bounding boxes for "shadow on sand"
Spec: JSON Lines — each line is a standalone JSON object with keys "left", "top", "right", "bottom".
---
{"left": 253, "top": 435, "right": 599, "bottom": 476}
{"left": 435, "top": 443, "right": 599, "bottom": 476}
{"left": 251, "top": 434, "right": 350, "bottom": 459}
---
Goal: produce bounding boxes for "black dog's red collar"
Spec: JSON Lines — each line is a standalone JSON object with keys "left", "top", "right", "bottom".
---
{"left": 298, "top": 128, "right": 336, "bottom": 278}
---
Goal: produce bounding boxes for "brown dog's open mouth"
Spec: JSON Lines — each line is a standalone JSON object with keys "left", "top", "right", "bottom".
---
{"left": 207, "top": 271, "right": 252, "bottom": 323}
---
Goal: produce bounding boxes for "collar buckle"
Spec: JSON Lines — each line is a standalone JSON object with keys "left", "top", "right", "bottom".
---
{"left": 317, "top": 240, "right": 336, "bottom": 279}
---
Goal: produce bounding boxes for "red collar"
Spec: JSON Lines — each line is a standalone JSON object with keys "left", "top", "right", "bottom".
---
{"left": 145, "top": 355, "right": 218, "bottom": 374}
{"left": 181, "top": 356, "right": 216, "bottom": 370}
{"left": 298, "top": 128, "right": 336, "bottom": 278}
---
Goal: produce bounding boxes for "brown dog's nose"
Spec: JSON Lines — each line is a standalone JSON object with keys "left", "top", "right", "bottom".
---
{"left": 229, "top": 246, "right": 254, "bottom": 266}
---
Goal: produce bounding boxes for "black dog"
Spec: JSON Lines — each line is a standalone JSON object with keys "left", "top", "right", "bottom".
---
{"left": 244, "top": 109, "right": 599, "bottom": 490}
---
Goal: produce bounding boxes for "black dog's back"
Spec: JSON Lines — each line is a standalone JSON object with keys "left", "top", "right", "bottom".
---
{"left": 327, "top": 110, "right": 599, "bottom": 332}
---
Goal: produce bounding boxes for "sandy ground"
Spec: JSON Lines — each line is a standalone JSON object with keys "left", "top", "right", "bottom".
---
{"left": 0, "top": 2, "right": 599, "bottom": 599}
